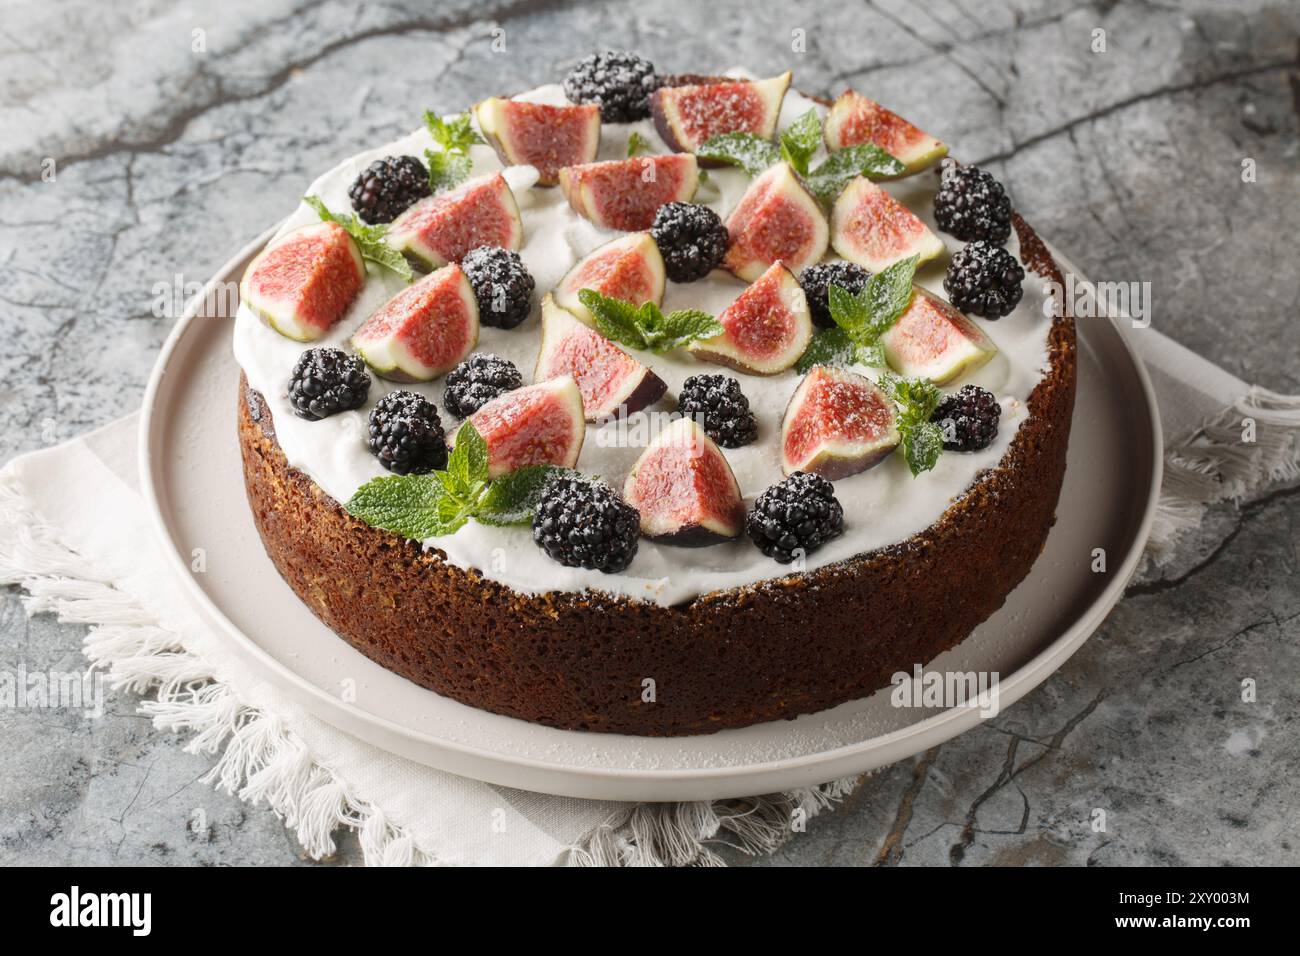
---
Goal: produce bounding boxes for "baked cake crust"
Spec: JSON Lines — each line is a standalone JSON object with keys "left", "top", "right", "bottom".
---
{"left": 238, "top": 207, "right": 1075, "bottom": 737}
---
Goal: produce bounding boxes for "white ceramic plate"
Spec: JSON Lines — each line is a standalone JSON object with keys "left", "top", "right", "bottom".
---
{"left": 139, "top": 228, "right": 1161, "bottom": 801}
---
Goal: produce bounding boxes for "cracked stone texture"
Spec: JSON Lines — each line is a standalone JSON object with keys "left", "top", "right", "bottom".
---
{"left": 1, "top": 0, "right": 1296, "bottom": 865}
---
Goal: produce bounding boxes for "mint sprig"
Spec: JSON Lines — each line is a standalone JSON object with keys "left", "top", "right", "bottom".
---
{"left": 345, "top": 422, "right": 559, "bottom": 538}
{"left": 796, "top": 255, "right": 920, "bottom": 373}
{"left": 779, "top": 109, "right": 821, "bottom": 175}
{"left": 424, "top": 149, "right": 474, "bottom": 191}
{"left": 695, "top": 132, "right": 780, "bottom": 176}
{"left": 423, "top": 110, "right": 483, "bottom": 192}
{"left": 626, "top": 131, "right": 654, "bottom": 158}
{"left": 577, "top": 289, "right": 723, "bottom": 353}
{"left": 879, "top": 371, "right": 945, "bottom": 477}
{"left": 425, "top": 110, "right": 484, "bottom": 153}
{"left": 304, "top": 195, "right": 413, "bottom": 281}
{"left": 696, "top": 109, "right": 904, "bottom": 200}
{"left": 804, "top": 143, "right": 905, "bottom": 202}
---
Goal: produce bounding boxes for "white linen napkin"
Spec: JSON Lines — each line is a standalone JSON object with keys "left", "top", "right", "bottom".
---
{"left": 1, "top": 325, "right": 1296, "bottom": 866}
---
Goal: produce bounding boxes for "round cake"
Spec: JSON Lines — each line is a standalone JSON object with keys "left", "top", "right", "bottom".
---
{"left": 234, "top": 55, "right": 1076, "bottom": 736}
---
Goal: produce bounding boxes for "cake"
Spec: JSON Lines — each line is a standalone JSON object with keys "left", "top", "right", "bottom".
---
{"left": 234, "top": 53, "right": 1076, "bottom": 736}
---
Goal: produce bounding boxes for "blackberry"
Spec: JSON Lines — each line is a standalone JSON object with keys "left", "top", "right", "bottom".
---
{"left": 367, "top": 390, "right": 447, "bottom": 474}
{"left": 944, "top": 240, "right": 1025, "bottom": 319}
{"left": 931, "top": 385, "right": 1001, "bottom": 452}
{"left": 933, "top": 159, "right": 1012, "bottom": 243}
{"left": 347, "top": 155, "right": 431, "bottom": 225}
{"left": 443, "top": 353, "right": 522, "bottom": 419}
{"left": 677, "top": 375, "right": 758, "bottom": 448}
{"left": 650, "top": 202, "right": 728, "bottom": 283}
{"left": 562, "top": 51, "right": 658, "bottom": 123}
{"left": 286, "top": 347, "right": 371, "bottom": 421}
{"left": 532, "top": 474, "right": 640, "bottom": 573}
{"left": 461, "top": 246, "right": 535, "bottom": 329}
{"left": 799, "top": 261, "right": 872, "bottom": 329}
{"left": 745, "top": 473, "right": 844, "bottom": 564}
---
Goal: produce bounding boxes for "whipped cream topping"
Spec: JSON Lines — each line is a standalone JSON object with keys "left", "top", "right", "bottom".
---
{"left": 232, "top": 81, "right": 1054, "bottom": 607}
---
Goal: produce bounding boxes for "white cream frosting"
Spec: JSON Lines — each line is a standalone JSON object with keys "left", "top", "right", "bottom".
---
{"left": 232, "top": 81, "right": 1054, "bottom": 607}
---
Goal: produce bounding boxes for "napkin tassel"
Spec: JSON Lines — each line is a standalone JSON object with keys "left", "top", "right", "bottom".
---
{"left": 569, "top": 775, "right": 861, "bottom": 867}
{"left": 0, "top": 472, "right": 432, "bottom": 866}
{"left": 1147, "top": 385, "right": 1300, "bottom": 568}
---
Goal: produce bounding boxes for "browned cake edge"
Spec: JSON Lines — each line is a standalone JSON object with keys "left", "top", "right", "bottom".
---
{"left": 236, "top": 211, "right": 1076, "bottom": 736}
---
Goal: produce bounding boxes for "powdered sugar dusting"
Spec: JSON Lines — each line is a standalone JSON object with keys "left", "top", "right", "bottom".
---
{"left": 232, "top": 82, "right": 1054, "bottom": 606}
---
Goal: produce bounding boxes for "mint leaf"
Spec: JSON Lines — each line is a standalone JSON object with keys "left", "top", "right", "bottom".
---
{"left": 578, "top": 289, "right": 720, "bottom": 353}
{"left": 796, "top": 327, "right": 858, "bottom": 374}
{"left": 425, "top": 148, "right": 473, "bottom": 192}
{"left": 855, "top": 341, "right": 887, "bottom": 370}
{"left": 804, "top": 144, "right": 906, "bottom": 203}
{"left": 627, "top": 132, "right": 654, "bottom": 158}
{"left": 653, "top": 308, "right": 723, "bottom": 351}
{"left": 860, "top": 255, "right": 920, "bottom": 333}
{"left": 422, "top": 110, "right": 482, "bottom": 192}
{"left": 903, "top": 420, "right": 944, "bottom": 476}
{"left": 827, "top": 283, "right": 871, "bottom": 334}
{"left": 880, "top": 372, "right": 943, "bottom": 421}
{"left": 696, "top": 132, "right": 780, "bottom": 177}
{"left": 879, "top": 371, "right": 944, "bottom": 476}
{"left": 448, "top": 421, "right": 490, "bottom": 491}
{"left": 424, "top": 110, "right": 484, "bottom": 154}
{"left": 801, "top": 256, "right": 919, "bottom": 371}
{"left": 346, "top": 475, "right": 465, "bottom": 539}
{"left": 303, "top": 195, "right": 413, "bottom": 281}
{"left": 477, "top": 465, "right": 557, "bottom": 526}
{"left": 779, "top": 109, "right": 821, "bottom": 176}
{"left": 579, "top": 288, "right": 649, "bottom": 350}
{"left": 348, "top": 425, "right": 559, "bottom": 538}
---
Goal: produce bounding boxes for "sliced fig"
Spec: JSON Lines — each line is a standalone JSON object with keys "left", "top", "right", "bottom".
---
{"left": 651, "top": 72, "right": 791, "bottom": 156}
{"left": 830, "top": 176, "right": 945, "bottom": 272}
{"left": 387, "top": 172, "right": 522, "bottom": 272}
{"left": 474, "top": 97, "right": 600, "bottom": 186}
{"left": 240, "top": 221, "right": 365, "bottom": 341}
{"left": 622, "top": 417, "right": 745, "bottom": 545}
{"left": 880, "top": 287, "right": 998, "bottom": 383}
{"left": 535, "top": 296, "right": 666, "bottom": 421}
{"left": 722, "top": 162, "right": 829, "bottom": 282}
{"left": 558, "top": 154, "right": 699, "bottom": 231}
{"left": 351, "top": 263, "right": 479, "bottom": 382}
{"left": 454, "top": 377, "right": 585, "bottom": 478}
{"left": 553, "top": 232, "right": 666, "bottom": 325}
{"left": 823, "top": 90, "right": 948, "bottom": 176}
{"left": 781, "top": 365, "right": 900, "bottom": 478}
{"left": 688, "top": 260, "right": 812, "bottom": 375}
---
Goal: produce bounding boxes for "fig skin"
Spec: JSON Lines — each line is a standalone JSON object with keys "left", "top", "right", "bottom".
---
{"left": 453, "top": 377, "right": 586, "bottom": 479}
{"left": 240, "top": 221, "right": 366, "bottom": 342}
{"left": 823, "top": 90, "right": 948, "bottom": 176}
{"left": 722, "top": 163, "right": 829, "bottom": 283}
{"left": 650, "top": 72, "right": 791, "bottom": 160}
{"left": 829, "top": 175, "right": 944, "bottom": 273}
{"left": 623, "top": 418, "right": 745, "bottom": 545}
{"left": 779, "top": 366, "right": 901, "bottom": 480}
{"left": 534, "top": 296, "right": 666, "bottom": 421}
{"left": 474, "top": 98, "right": 600, "bottom": 187}
{"left": 688, "top": 261, "right": 813, "bottom": 376}
{"left": 879, "top": 288, "right": 998, "bottom": 384}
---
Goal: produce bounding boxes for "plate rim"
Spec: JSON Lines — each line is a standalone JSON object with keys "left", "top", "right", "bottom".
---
{"left": 138, "top": 231, "right": 1163, "bottom": 799}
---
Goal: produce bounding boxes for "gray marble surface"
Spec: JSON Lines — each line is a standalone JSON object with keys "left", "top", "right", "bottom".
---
{"left": 1, "top": 0, "right": 1296, "bottom": 866}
